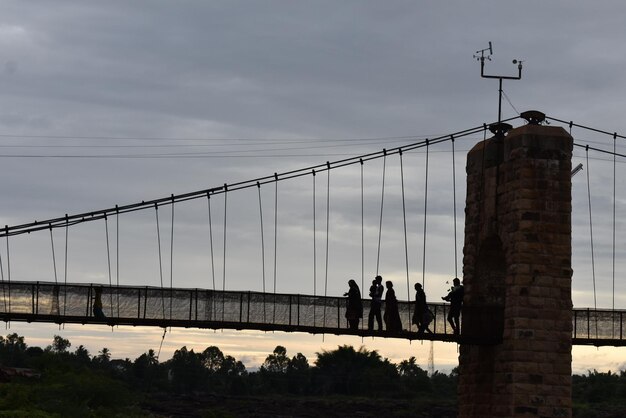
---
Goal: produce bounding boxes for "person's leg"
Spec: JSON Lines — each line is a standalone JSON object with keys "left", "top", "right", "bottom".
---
{"left": 447, "top": 311, "right": 456, "bottom": 333}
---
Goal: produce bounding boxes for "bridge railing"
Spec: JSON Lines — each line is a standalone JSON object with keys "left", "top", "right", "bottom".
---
{"left": 0, "top": 281, "right": 456, "bottom": 335}
{"left": 1, "top": 281, "right": 624, "bottom": 345}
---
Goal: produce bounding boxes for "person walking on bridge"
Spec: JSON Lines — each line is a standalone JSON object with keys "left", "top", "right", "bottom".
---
{"left": 368, "top": 275, "right": 384, "bottom": 331}
{"left": 344, "top": 279, "right": 363, "bottom": 330}
{"left": 442, "top": 278, "right": 464, "bottom": 335}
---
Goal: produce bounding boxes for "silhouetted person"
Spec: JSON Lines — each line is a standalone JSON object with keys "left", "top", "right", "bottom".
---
{"left": 368, "top": 275, "right": 384, "bottom": 331}
{"left": 412, "top": 282, "right": 432, "bottom": 337}
{"left": 344, "top": 279, "right": 363, "bottom": 330}
{"left": 93, "top": 286, "right": 106, "bottom": 320}
{"left": 442, "top": 277, "right": 464, "bottom": 335}
{"left": 383, "top": 280, "right": 402, "bottom": 332}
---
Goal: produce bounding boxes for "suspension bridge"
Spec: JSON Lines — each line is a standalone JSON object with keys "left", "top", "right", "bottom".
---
{"left": 0, "top": 112, "right": 624, "bottom": 348}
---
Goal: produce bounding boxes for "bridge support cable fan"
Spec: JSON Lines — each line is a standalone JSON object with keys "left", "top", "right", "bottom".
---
{"left": 376, "top": 150, "right": 387, "bottom": 276}
{"left": 585, "top": 146, "right": 598, "bottom": 339}
{"left": 399, "top": 150, "right": 412, "bottom": 327}
{"left": 257, "top": 182, "right": 267, "bottom": 323}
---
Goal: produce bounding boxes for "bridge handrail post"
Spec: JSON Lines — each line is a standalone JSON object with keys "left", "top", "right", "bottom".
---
{"left": 239, "top": 292, "right": 243, "bottom": 323}
{"left": 288, "top": 295, "right": 292, "bottom": 326}
{"left": 86, "top": 285, "right": 92, "bottom": 317}
{"left": 297, "top": 294, "right": 300, "bottom": 326}
{"left": 31, "top": 282, "right": 36, "bottom": 315}
{"left": 189, "top": 290, "right": 193, "bottom": 321}
{"left": 337, "top": 297, "right": 340, "bottom": 330}
{"left": 194, "top": 289, "right": 198, "bottom": 321}
{"left": 587, "top": 308, "right": 590, "bottom": 339}
{"left": 137, "top": 288, "right": 141, "bottom": 319}
{"left": 143, "top": 286, "right": 148, "bottom": 319}
{"left": 247, "top": 291, "right": 251, "bottom": 323}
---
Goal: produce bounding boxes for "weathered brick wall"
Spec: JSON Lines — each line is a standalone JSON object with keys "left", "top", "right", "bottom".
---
{"left": 459, "top": 124, "right": 573, "bottom": 418}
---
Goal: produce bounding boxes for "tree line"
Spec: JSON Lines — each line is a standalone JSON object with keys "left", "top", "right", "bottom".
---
{"left": 1, "top": 333, "right": 626, "bottom": 417}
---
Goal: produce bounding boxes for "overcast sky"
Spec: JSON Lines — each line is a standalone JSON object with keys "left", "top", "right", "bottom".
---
{"left": 1, "top": 1, "right": 626, "bottom": 373}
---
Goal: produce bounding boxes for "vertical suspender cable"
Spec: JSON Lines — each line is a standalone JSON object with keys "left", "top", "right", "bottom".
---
{"left": 64, "top": 216, "right": 69, "bottom": 317}
{"left": 257, "top": 182, "right": 267, "bottom": 323}
{"left": 612, "top": 133, "right": 617, "bottom": 338}
{"left": 49, "top": 227, "right": 58, "bottom": 285}
{"left": 376, "top": 150, "right": 387, "bottom": 275}
{"left": 273, "top": 174, "right": 278, "bottom": 323}
{"left": 585, "top": 146, "right": 598, "bottom": 338}
{"left": 115, "top": 207, "right": 120, "bottom": 318}
{"left": 612, "top": 133, "right": 616, "bottom": 314}
{"left": 323, "top": 162, "right": 331, "bottom": 329}
{"left": 421, "top": 140, "right": 430, "bottom": 288}
{"left": 0, "top": 243, "right": 5, "bottom": 312}
{"left": 399, "top": 150, "right": 411, "bottom": 325}
{"left": 451, "top": 136, "right": 458, "bottom": 278}
{"left": 104, "top": 216, "right": 113, "bottom": 315}
{"left": 222, "top": 184, "right": 228, "bottom": 322}
{"left": 207, "top": 194, "right": 216, "bottom": 319}
{"left": 155, "top": 204, "right": 165, "bottom": 319}
{"left": 312, "top": 170, "right": 317, "bottom": 326}
{"left": 5, "top": 233, "right": 10, "bottom": 315}
{"left": 360, "top": 159, "right": 364, "bottom": 296}
{"left": 170, "top": 196, "right": 175, "bottom": 321}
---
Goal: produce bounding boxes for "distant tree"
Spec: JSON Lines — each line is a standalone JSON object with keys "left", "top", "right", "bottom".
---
{"left": 0, "top": 333, "right": 28, "bottom": 366}
{"left": 47, "top": 335, "right": 71, "bottom": 353}
{"left": 397, "top": 356, "right": 430, "bottom": 393}
{"left": 314, "top": 345, "right": 398, "bottom": 396}
{"left": 94, "top": 347, "right": 111, "bottom": 365}
{"left": 168, "top": 346, "right": 205, "bottom": 392}
{"left": 289, "top": 353, "right": 309, "bottom": 373}
{"left": 261, "top": 345, "right": 290, "bottom": 373}
{"left": 73, "top": 345, "right": 91, "bottom": 364}
{"left": 202, "top": 346, "right": 225, "bottom": 373}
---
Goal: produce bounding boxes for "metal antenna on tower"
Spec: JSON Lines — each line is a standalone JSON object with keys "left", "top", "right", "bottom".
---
{"left": 474, "top": 42, "right": 523, "bottom": 126}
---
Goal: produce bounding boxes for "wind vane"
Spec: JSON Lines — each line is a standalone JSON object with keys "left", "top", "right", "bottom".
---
{"left": 474, "top": 42, "right": 523, "bottom": 127}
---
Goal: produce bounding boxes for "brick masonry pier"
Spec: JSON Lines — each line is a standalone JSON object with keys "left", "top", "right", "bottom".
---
{"left": 459, "top": 114, "right": 573, "bottom": 417}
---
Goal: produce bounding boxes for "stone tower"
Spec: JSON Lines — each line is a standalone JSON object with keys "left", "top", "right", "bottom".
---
{"left": 459, "top": 112, "right": 573, "bottom": 418}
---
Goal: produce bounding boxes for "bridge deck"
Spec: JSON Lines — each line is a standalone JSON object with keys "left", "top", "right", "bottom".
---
{"left": 0, "top": 281, "right": 623, "bottom": 346}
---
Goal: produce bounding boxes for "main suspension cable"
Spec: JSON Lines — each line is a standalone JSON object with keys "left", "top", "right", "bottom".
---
{"left": 1, "top": 120, "right": 515, "bottom": 239}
